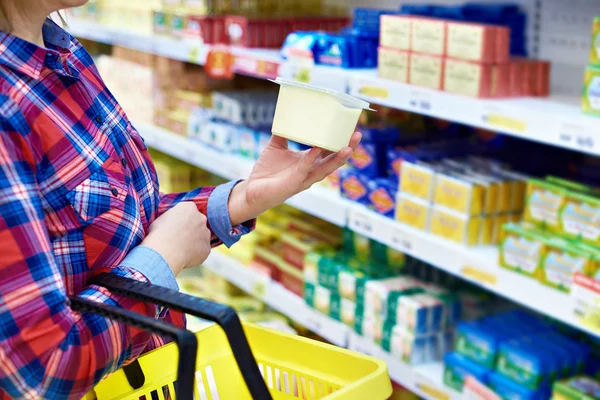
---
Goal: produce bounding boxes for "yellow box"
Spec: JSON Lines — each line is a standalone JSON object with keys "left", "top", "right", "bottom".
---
{"left": 380, "top": 15, "right": 412, "bottom": 51}
{"left": 479, "top": 214, "right": 494, "bottom": 245}
{"left": 499, "top": 223, "right": 546, "bottom": 279}
{"left": 589, "top": 17, "right": 600, "bottom": 66}
{"left": 429, "top": 205, "right": 480, "bottom": 246}
{"left": 396, "top": 193, "right": 431, "bottom": 231}
{"left": 493, "top": 170, "right": 529, "bottom": 212}
{"left": 411, "top": 18, "right": 446, "bottom": 56}
{"left": 400, "top": 161, "right": 436, "bottom": 201}
{"left": 542, "top": 237, "right": 596, "bottom": 293}
{"left": 409, "top": 53, "right": 444, "bottom": 90}
{"left": 433, "top": 171, "right": 485, "bottom": 216}
{"left": 378, "top": 48, "right": 410, "bottom": 83}
{"left": 560, "top": 190, "right": 600, "bottom": 246}
{"left": 493, "top": 213, "right": 510, "bottom": 245}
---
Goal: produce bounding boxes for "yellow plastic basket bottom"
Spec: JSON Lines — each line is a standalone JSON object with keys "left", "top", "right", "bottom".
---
{"left": 88, "top": 323, "right": 391, "bottom": 400}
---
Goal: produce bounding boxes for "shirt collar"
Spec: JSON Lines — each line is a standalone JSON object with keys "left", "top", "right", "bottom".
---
{"left": 0, "top": 19, "right": 73, "bottom": 80}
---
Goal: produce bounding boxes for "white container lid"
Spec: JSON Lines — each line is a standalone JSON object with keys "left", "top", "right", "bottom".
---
{"left": 271, "top": 78, "right": 375, "bottom": 111}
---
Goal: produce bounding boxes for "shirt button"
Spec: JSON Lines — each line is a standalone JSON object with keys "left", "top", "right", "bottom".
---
{"left": 121, "top": 158, "right": 128, "bottom": 168}
{"left": 95, "top": 115, "right": 103, "bottom": 124}
{"left": 111, "top": 187, "right": 119, "bottom": 197}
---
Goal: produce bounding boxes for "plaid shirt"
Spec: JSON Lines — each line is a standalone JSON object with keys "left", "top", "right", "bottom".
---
{"left": 0, "top": 20, "right": 252, "bottom": 399}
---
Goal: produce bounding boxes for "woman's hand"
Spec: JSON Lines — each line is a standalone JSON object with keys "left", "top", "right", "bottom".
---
{"left": 228, "top": 131, "right": 361, "bottom": 225}
{"left": 141, "top": 202, "right": 211, "bottom": 276}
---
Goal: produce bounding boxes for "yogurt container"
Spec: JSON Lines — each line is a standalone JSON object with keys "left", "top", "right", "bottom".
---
{"left": 271, "top": 77, "right": 374, "bottom": 152}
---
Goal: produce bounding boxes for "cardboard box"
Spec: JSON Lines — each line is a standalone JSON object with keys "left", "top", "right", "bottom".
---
{"left": 410, "top": 52, "right": 444, "bottom": 90}
{"left": 378, "top": 47, "right": 410, "bottom": 83}
{"left": 411, "top": 17, "right": 447, "bottom": 56}
{"left": 380, "top": 15, "right": 412, "bottom": 51}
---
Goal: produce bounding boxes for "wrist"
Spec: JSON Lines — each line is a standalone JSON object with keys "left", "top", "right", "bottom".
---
{"left": 228, "top": 180, "right": 259, "bottom": 226}
{"left": 140, "top": 236, "right": 185, "bottom": 276}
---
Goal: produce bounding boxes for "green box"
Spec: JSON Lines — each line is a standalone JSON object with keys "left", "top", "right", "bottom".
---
{"left": 582, "top": 65, "right": 600, "bottom": 117}
{"left": 554, "top": 376, "right": 600, "bottom": 400}
{"left": 589, "top": 17, "right": 600, "bottom": 66}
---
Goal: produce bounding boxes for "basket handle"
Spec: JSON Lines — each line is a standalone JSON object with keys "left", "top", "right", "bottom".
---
{"left": 70, "top": 297, "right": 198, "bottom": 399}
{"left": 90, "top": 273, "right": 273, "bottom": 400}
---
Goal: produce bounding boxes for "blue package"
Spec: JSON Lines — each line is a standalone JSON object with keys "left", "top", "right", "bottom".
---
{"left": 455, "top": 320, "right": 513, "bottom": 368}
{"left": 542, "top": 332, "right": 590, "bottom": 374}
{"left": 444, "top": 352, "right": 491, "bottom": 392}
{"left": 353, "top": 8, "right": 396, "bottom": 33}
{"left": 496, "top": 338, "right": 554, "bottom": 390}
{"left": 366, "top": 177, "right": 397, "bottom": 218}
{"left": 340, "top": 169, "right": 370, "bottom": 204}
{"left": 349, "top": 142, "right": 380, "bottom": 177}
{"left": 386, "top": 148, "right": 403, "bottom": 179}
{"left": 313, "top": 31, "right": 379, "bottom": 69}
{"left": 489, "top": 371, "right": 550, "bottom": 400}
{"left": 280, "top": 32, "right": 318, "bottom": 60}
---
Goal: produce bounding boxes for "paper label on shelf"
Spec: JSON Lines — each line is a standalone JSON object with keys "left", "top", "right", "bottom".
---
{"left": 348, "top": 332, "right": 385, "bottom": 359}
{"left": 357, "top": 85, "right": 390, "bottom": 99}
{"left": 348, "top": 209, "right": 375, "bottom": 238}
{"left": 556, "top": 121, "right": 597, "bottom": 153}
{"left": 415, "top": 380, "right": 451, "bottom": 400}
{"left": 572, "top": 272, "right": 600, "bottom": 333}
{"left": 390, "top": 226, "right": 415, "bottom": 253}
{"left": 250, "top": 274, "right": 269, "bottom": 300}
{"left": 462, "top": 266, "right": 498, "bottom": 286}
{"left": 408, "top": 88, "right": 434, "bottom": 113}
{"left": 481, "top": 104, "right": 527, "bottom": 134}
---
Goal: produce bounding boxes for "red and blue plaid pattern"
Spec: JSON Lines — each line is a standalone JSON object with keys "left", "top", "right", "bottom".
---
{"left": 0, "top": 20, "right": 247, "bottom": 399}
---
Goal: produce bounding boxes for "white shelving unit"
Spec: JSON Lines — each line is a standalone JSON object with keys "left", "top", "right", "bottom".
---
{"left": 140, "top": 124, "right": 598, "bottom": 338}
{"left": 70, "top": 21, "right": 600, "bottom": 157}
{"left": 204, "top": 251, "right": 461, "bottom": 400}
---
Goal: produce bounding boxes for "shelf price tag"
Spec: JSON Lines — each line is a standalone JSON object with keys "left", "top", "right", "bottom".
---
{"left": 415, "top": 380, "right": 450, "bottom": 400}
{"left": 390, "top": 227, "right": 414, "bottom": 253}
{"left": 357, "top": 84, "right": 389, "bottom": 99}
{"left": 205, "top": 46, "right": 234, "bottom": 80}
{"left": 304, "top": 313, "right": 324, "bottom": 334}
{"left": 462, "top": 266, "right": 498, "bottom": 286}
{"left": 572, "top": 273, "right": 600, "bottom": 333}
{"left": 408, "top": 88, "right": 433, "bottom": 113}
{"left": 348, "top": 209, "right": 374, "bottom": 237}
{"left": 557, "top": 122, "right": 597, "bottom": 153}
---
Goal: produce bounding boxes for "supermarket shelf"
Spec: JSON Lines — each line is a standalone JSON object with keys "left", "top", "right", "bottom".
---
{"left": 203, "top": 251, "right": 461, "bottom": 400}
{"left": 72, "top": 21, "right": 600, "bottom": 156}
{"left": 139, "top": 123, "right": 599, "bottom": 338}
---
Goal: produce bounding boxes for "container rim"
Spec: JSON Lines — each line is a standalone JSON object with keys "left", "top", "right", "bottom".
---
{"left": 271, "top": 77, "right": 375, "bottom": 111}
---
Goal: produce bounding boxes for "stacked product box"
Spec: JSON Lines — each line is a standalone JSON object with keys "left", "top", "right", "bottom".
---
{"left": 397, "top": 151, "right": 528, "bottom": 246}
{"left": 553, "top": 376, "right": 600, "bottom": 400}
{"left": 499, "top": 176, "right": 600, "bottom": 293}
{"left": 444, "top": 310, "right": 591, "bottom": 399}
{"left": 377, "top": 14, "right": 549, "bottom": 98}
{"left": 583, "top": 17, "right": 600, "bottom": 117}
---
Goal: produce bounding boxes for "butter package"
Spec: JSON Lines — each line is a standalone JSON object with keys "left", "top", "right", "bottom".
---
{"left": 524, "top": 179, "right": 567, "bottom": 231}
{"left": 409, "top": 52, "right": 444, "bottom": 90}
{"left": 446, "top": 22, "right": 508, "bottom": 64}
{"left": 367, "top": 178, "right": 398, "bottom": 218}
{"left": 444, "top": 58, "right": 508, "bottom": 98}
{"left": 589, "top": 17, "right": 600, "bottom": 66}
{"left": 499, "top": 223, "right": 546, "bottom": 279}
{"left": 330, "top": 295, "right": 356, "bottom": 327}
{"left": 380, "top": 15, "right": 412, "bottom": 51}
{"left": 560, "top": 190, "right": 600, "bottom": 246}
{"left": 378, "top": 48, "right": 410, "bottom": 83}
{"left": 429, "top": 205, "right": 481, "bottom": 246}
{"left": 400, "top": 160, "right": 437, "bottom": 201}
{"left": 303, "top": 251, "right": 334, "bottom": 285}
{"left": 553, "top": 376, "right": 600, "bottom": 400}
{"left": 340, "top": 169, "right": 370, "bottom": 204}
{"left": 411, "top": 17, "right": 446, "bottom": 56}
{"left": 542, "top": 237, "right": 597, "bottom": 293}
{"left": 304, "top": 283, "right": 332, "bottom": 315}
{"left": 354, "top": 310, "right": 384, "bottom": 344}
{"left": 444, "top": 352, "right": 491, "bottom": 392}
{"left": 433, "top": 170, "right": 486, "bottom": 216}
{"left": 364, "top": 276, "right": 422, "bottom": 317}
{"left": 582, "top": 65, "right": 600, "bottom": 117}
{"left": 489, "top": 371, "right": 551, "bottom": 400}
{"left": 396, "top": 193, "right": 431, "bottom": 231}
{"left": 381, "top": 323, "right": 438, "bottom": 364}
{"left": 396, "top": 292, "right": 444, "bottom": 335}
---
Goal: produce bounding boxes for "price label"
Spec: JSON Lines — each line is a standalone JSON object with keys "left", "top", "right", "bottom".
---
{"left": 251, "top": 278, "right": 268, "bottom": 300}
{"left": 348, "top": 210, "right": 374, "bottom": 236}
{"left": 304, "top": 314, "right": 324, "bottom": 333}
{"left": 348, "top": 333, "right": 380, "bottom": 357}
{"left": 205, "top": 46, "right": 234, "bottom": 80}
{"left": 390, "top": 227, "right": 414, "bottom": 252}
{"left": 572, "top": 273, "right": 600, "bottom": 333}
{"left": 415, "top": 381, "right": 450, "bottom": 400}
{"left": 557, "top": 122, "right": 596, "bottom": 153}
{"left": 294, "top": 68, "right": 312, "bottom": 83}
{"left": 187, "top": 45, "right": 202, "bottom": 64}
{"left": 462, "top": 266, "right": 497, "bottom": 286}
{"left": 358, "top": 85, "right": 389, "bottom": 99}
{"left": 483, "top": 113, "right": 526, "bottom": 133}
{"left": 408, "top": 89, "right": 433, "bottom": 113}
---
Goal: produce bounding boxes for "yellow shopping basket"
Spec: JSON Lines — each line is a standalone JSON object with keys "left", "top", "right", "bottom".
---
{"left": 76, "top": 274, "right": 392, "bottom": 400}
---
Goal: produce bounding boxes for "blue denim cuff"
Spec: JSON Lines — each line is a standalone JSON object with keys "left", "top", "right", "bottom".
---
{"left": 207, "top": 179, "right": 252, "bottom": 248}
{"left": 119, "top": 246, "right": 179, "bottom": 291}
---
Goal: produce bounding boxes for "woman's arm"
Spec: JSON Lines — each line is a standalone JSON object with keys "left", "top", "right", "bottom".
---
{"left": 0, "top": 120, "right": 160, "bottom": 399}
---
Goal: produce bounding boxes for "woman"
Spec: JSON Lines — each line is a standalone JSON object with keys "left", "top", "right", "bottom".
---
{"left": 0, "top": 1, "right": 360, "bottom": 398}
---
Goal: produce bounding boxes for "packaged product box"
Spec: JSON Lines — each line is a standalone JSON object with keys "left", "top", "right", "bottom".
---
{"left": 303, "top": 251, "right": 334, "bottom": 285}
{"left": 367, "top": 178, "right": 398, "bottom": 218}
{"left": 446, "top": 22, "right": 505, "bottom": 64}
{"left": 280, "top": 231, "right": 326, "bottom": 270}
{"left": 250, "top": 245, "right": 282, "bottom": 281}
{"left": 444, "top": 352, "right": 491, "bottom": 392}
{"left": 340, "top": 169, "right": 371, "bottom": 204}
{"left": 409, "top": 52, "right": 444, "bottom": 90}
{"left": 541, "top": 237, "right": 596, "bottom": 293}
{"left": 396, "top": 292, "right": 444, "bottom": 335}
{"left": 167, "top": 110, "right": 189, "bottom": 136}
{"left": 174, "top": 90, "right": 211, "bottom": 114}
{"left": 380, "top": 15, "right": 412, "bottom": 51}
{"left": 589, "top": 17, "right": 600, "bottom": 66}
{"left": 237, "top": 127, "right": 260, "bottom": 159}
{"left": 364, "top": 276, "right": 422, "bottom": 317}
{"left": 429, "top": 205, "right": 481, "bottom": 246}
{"left": 534, "top": 60, "right": 551, "bottom": 97}
{"left": 396, "top": 193, "right": 431, "bottom": 231}
{"left": 304, "top": 283, "right": 332, "bottom": 315}
{"left": 499, "top": 223, "right": 546, "bottom": 279}
{"left": 524, "top": 179, "right": 567, "bottom": 231}
{"left": 492, "top": 214, "right": 510, "bottom": 245}
{"left": 343, "top": 228, "right": 371, "bottom": 261}
{"left": 378, "top": 48, "right": 410, "bottom": 83}
{"left": 433, "top": 171, "right": 486, "bottom": 216}
{"left": 489, "top": 371, "right": 551, "bottom": 400}
{"left": 553, "top": 376, "right": 600, "bottom": 400}
{"left": 411, "top": 17, "right": 447, "bottom": 56}
{"left": 560, "top": 190, "right": 600, "bottom": 246}
{"left": 330, "top": 294, "right": 356, "bottom": 327}
{"left": 277, "top": 259, "right": 304, "bottom": 297}
{"left": 444, "top": 58, "right": 509, "bottom": 98}
{"left": 354, "top": 310, "right": 384, "bottom": 344}
{"left": 582, "top": 65, "right": 600, "bottom": 117}
{"left": 153, "top": 107, "right": 170, "bottom": 130}
{"left": 337, "top": 266, "right": 368, "bottom": 302}
{"left": 370, "top": 239, "right": 406, "bottom": 267}
{"left": 381, "top": 323, "right": 438, "bottom": 364}
{"left": 496, "top": 340, "right": 555, "bottom": 390}
{"left": 384, "top": 287, "right": 426, "bottom": 325}
{"left": 400, "top": 161, "right": 437, "bottom": 201}
{"left": 455, "top": 320, "right": 511, "bottom": 369}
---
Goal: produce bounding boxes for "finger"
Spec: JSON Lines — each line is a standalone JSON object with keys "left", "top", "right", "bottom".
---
{"left": 303, "top": 147, "right": 352, "bottom": 189}
{"left": 298, "top": 147, "right": 322, "bottom": 176}
{"left": 270, "top": 134, "right": 288, "bottom": 149}
{"left": 349, "top": 131, "right": 362, "bottom": 151}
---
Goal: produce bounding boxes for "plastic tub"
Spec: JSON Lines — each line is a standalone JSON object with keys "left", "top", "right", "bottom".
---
{"left": 271, "top": 78, "right": 373, "bottom": 152}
